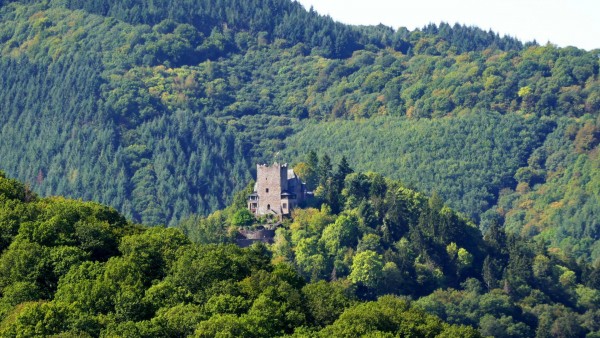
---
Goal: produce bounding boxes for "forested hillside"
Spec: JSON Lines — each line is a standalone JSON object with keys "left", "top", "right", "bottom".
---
{"left": 0, "top": 170, "right": 487, "bottom": 336}
{"left": 4, "top": 164, "right": 600, "bottom": 336}
{"left": 172, "top": 155, "right": 600, "bottom": 337}
{"left": 0, "top": 0, "right": 599, "bottom": 265}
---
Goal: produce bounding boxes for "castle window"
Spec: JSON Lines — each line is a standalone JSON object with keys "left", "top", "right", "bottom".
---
{"left": 267, "top": 204, "right": 271, "bottom": 210}
{"left": 266, "top": 188, "right": 269, "bottom": 193}
{"left": 282, "top": 203, "right": 287, "bottom": 209}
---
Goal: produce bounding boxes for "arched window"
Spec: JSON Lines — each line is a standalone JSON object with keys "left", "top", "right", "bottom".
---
{"left": 267, "top": 204, "right": 271, "bottom": 210}
{"left": 266, "top": 188, "right": 269, "bottom": 193}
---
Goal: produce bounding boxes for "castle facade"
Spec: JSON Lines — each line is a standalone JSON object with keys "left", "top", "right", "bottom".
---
{"left": 248, "top": 163, "right": 306, "bottom": 218}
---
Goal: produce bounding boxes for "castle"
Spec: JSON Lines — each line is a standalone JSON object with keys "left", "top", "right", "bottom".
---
{"left": 247, "top": 163, "right": 307, "bottom": 218}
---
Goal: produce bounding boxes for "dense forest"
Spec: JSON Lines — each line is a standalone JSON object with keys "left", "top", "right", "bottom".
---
{"left": 0, "top": 0, "right": 599, "bottom": 285}
{"left": 174, "top": 154, "right": 600, "bottom": 337}
{"left": 0, "top": 170, "right": 487, "bottom": 336}
{"left": 3, "top": 159, "right": 600, "bottom": 336}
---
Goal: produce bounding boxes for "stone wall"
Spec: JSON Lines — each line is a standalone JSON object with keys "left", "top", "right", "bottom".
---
{"left": 255, "top": 163, "right": 288, "bottom": 215}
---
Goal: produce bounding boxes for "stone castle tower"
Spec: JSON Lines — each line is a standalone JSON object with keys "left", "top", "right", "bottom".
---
{"left": 248, "top": 163, "right": 306, "bottom": 218}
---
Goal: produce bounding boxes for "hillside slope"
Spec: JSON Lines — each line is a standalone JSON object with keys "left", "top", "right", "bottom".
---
{"left": 0, "top": 1, "right": 599, "bottom": 261}
{"left": 1, "top": 171, "right": 488, "bottom": 337}
{"left": 4, "top": 167, "right": 600, "bottom": 337}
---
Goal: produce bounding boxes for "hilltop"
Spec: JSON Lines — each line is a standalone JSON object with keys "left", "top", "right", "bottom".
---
{"left": 3, "top": 163, "right": 600, "bottom": 336}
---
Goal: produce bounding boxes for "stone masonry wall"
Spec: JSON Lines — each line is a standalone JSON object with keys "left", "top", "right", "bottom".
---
{"left": 255, "top": 163, "right": 288, "bottom": 215}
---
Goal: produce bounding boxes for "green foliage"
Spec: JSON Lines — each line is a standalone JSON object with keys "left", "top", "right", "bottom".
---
{"left": 0, "top": 184, "right": 135, "bottom": 306}
{"left": 231, "top": 209, "right": 255, "bottom": 227}
{"left": 499, "top": 118, "right": 600, "bottom": 262}
{"left": 270, "top": 164, "right": 489, "bottom": 298}
{"left": 0, "top": 171, "right": 32, "bottom": 203}
{"left": 176, "top": 211, "right": 233, "bottom": 244}
{"left": 119, "top": 227, "right": 190, "bottom": 282}
{"left": 0, "top": 0, "right": 600, "bottom": 334}
{"left": 349, "top": 250, "right": 384, "bottom": 288}
{"left": 316, "top": 296, "right": 482, "bottom": 337}
{"left": 284, "top": 112, "right": 551, "bottom": 222}
{"left": 0, "top": 0, "right": 596, "bottom": 233}
{"left": 302, "top": 280, "right": 355, "bottom": 327}
{"left": 1, "top": 164, "right": 600, "bottom": 336}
